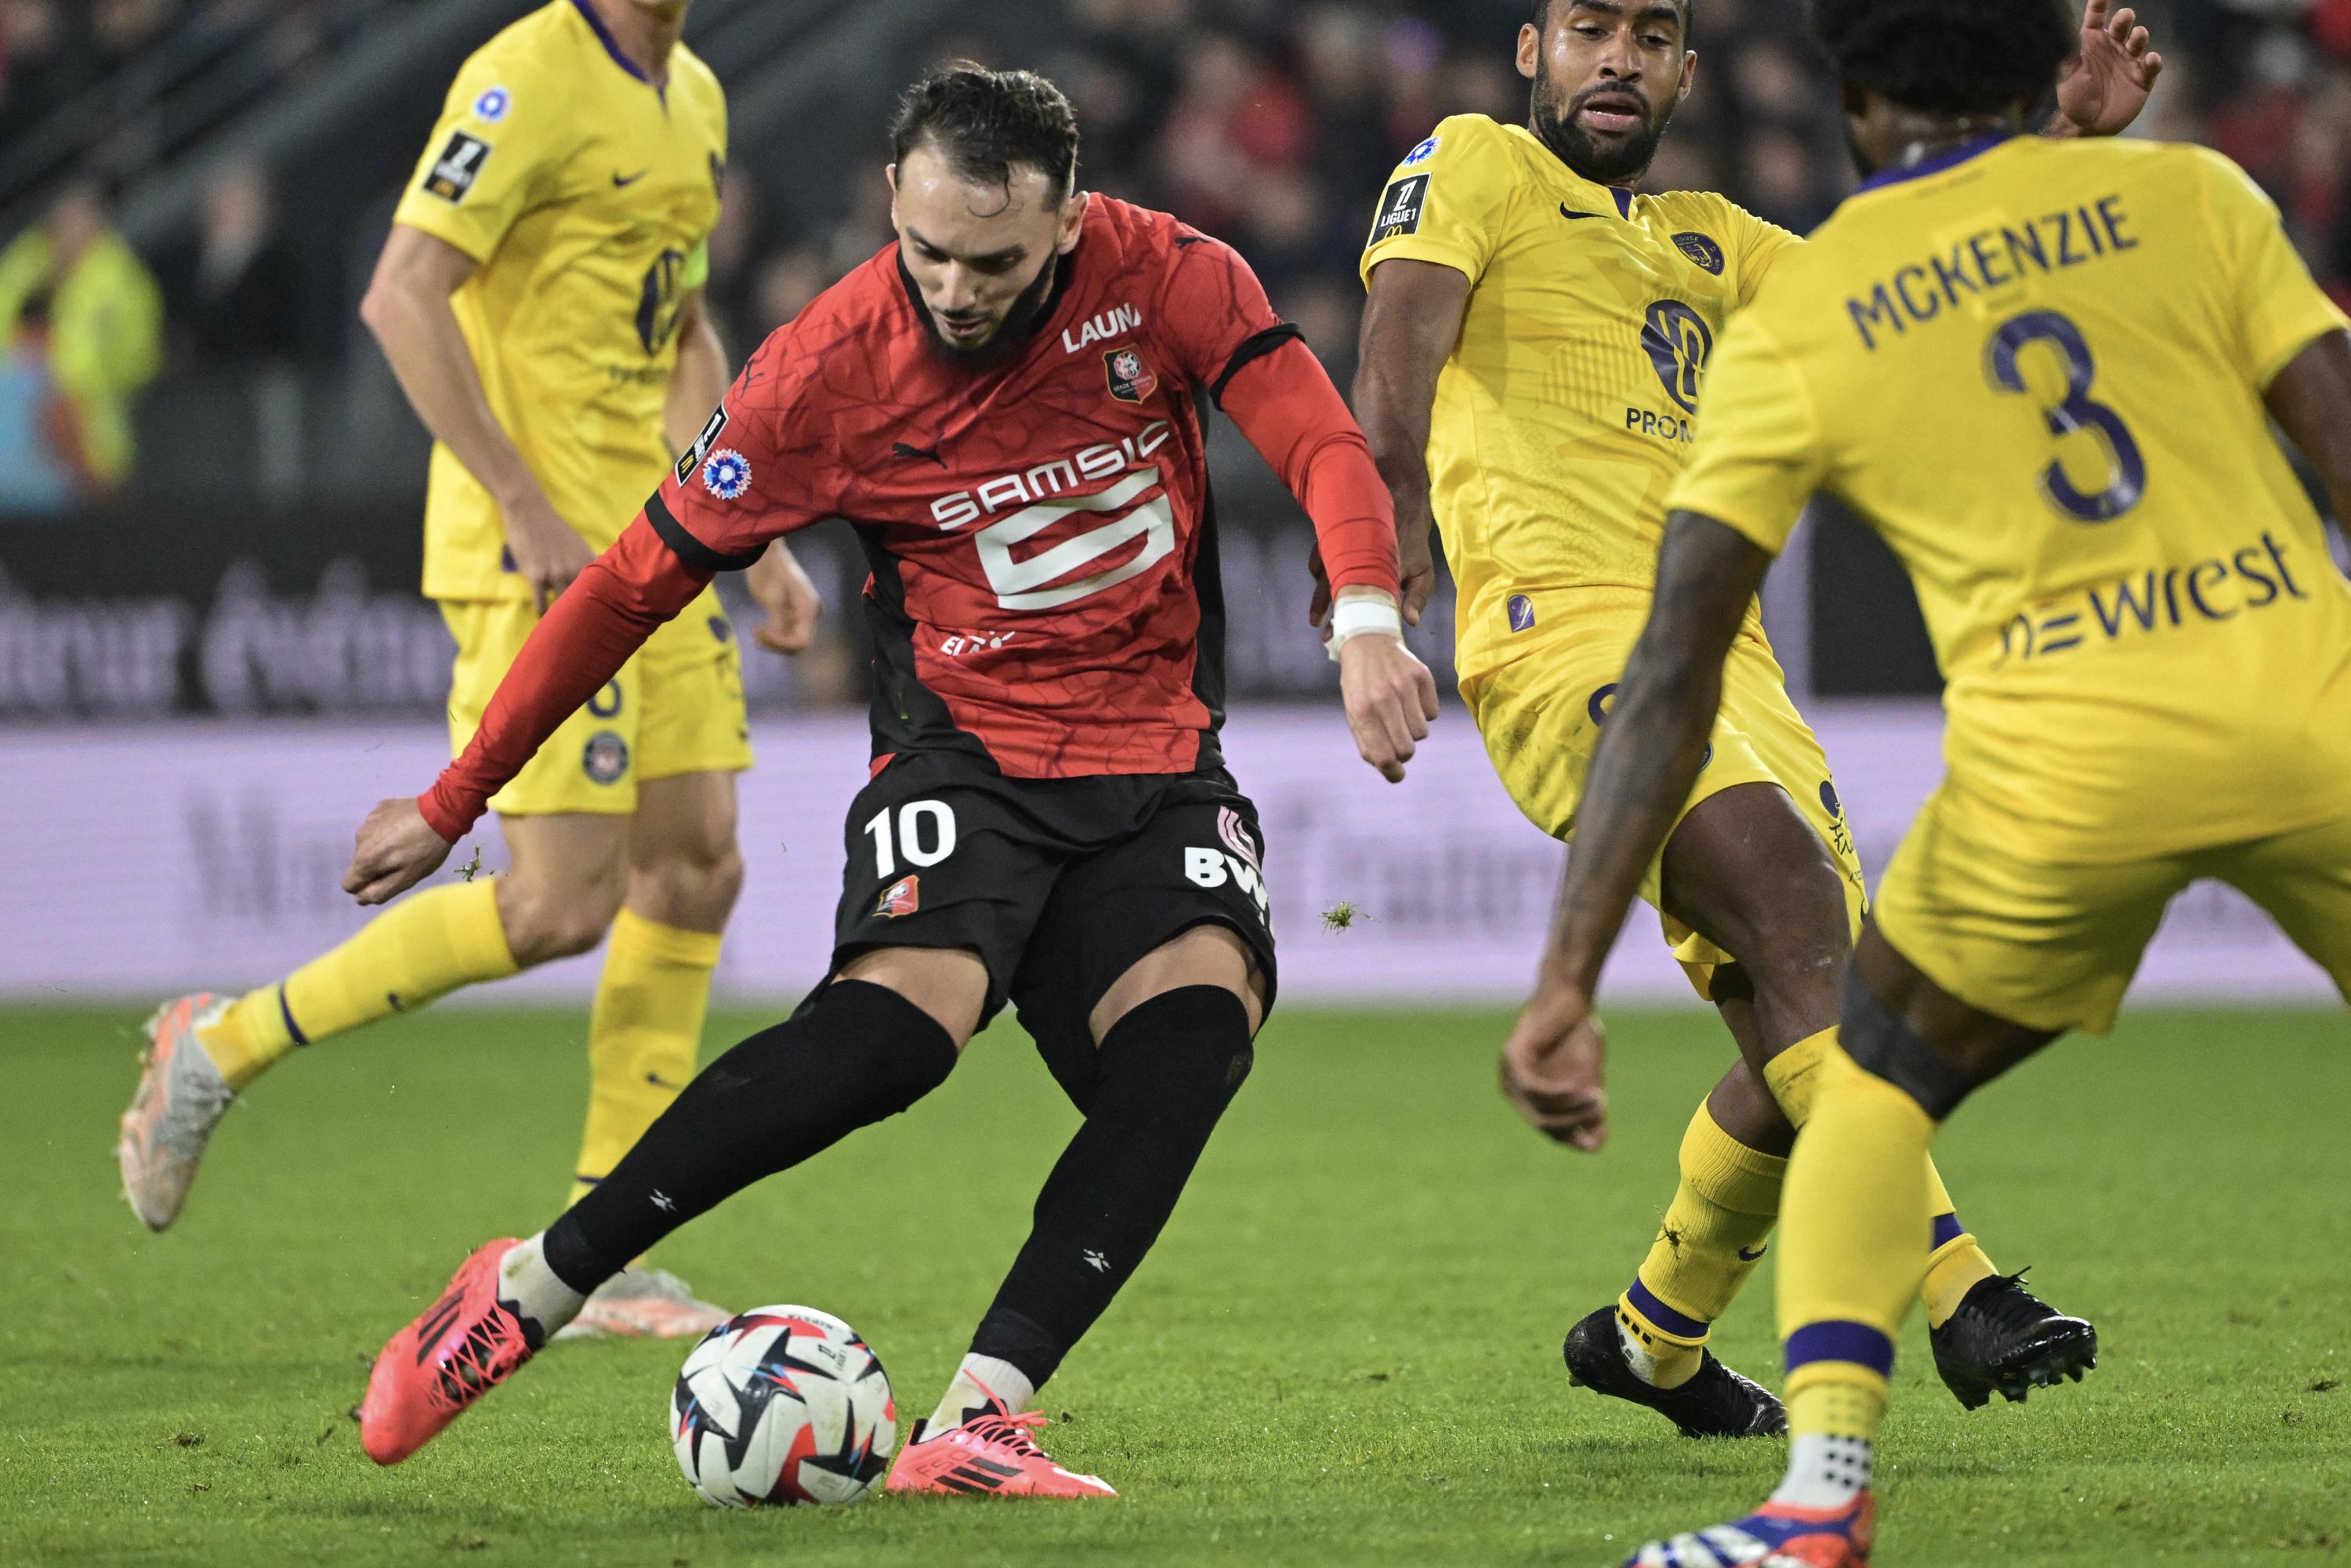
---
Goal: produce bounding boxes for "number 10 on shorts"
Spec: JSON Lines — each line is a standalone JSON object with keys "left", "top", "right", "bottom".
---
{"left": 864, "top": 800, "right": 958, "bottom": 878}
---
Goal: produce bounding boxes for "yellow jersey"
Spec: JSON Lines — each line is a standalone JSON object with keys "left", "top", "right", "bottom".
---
{"left": 1360, "top": 113, "right": 1799, "bottom": 680}
{"left": 1670, "top": 136, "right": 2351, "bottom": 860}
{"left": 393, "top": 0, "right": 723, "bottom": 602}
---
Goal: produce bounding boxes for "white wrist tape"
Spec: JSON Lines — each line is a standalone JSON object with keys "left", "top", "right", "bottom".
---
{"left": 1325, "top": 596, "right": 1405, "bottom": 659}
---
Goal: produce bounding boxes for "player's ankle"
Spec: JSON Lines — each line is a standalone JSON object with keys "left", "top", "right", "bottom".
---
{"left": 1772, "top": 1433, "right": 1874, "bottom": 1509}
{"left": 498, "top": 1232, "right": 589, "bottom": 1338}
{"left": 927, "top": 1354, "right": 1036, "bottom": 1432}
{"left": 1616, "top": 1316, "right": 1705, "bottom": 1388}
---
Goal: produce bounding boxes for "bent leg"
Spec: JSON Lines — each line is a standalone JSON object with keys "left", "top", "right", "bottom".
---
{"left": 197, "top": 809, "right": 631, "bottom": 1092}
{"left": 1665, "top": 781, "right": 2005, "bottom": 1324}
{"left": 519, "top": 947, "right": 987, "bottom": 1324}
{"left": 940, "top": 926, "right": 1266, "bottom": 1426}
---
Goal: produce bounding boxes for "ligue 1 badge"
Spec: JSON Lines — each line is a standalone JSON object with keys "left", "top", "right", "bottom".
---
{"left": 1104, "top": 347, "right": 1158, "bottom": 404}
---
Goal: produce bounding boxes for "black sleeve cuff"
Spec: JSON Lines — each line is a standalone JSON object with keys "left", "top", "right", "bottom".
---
{"left": 1208, "top": 323, "right": 1306, "bottom": 407}
{"left": 646, "top": 490, "right": 766, "bottom": 573}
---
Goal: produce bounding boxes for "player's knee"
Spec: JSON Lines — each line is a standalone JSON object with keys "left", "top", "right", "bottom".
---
{"left": 1089, "top": 985, "right": 1255, "bottom": 1124}
{"left": 1838, "top": 969, "right": 1982, "bottom": 1120}
{"left": 497, "top": 867, "right": 625, "bottom": 964}
{"left": 638, "top": 838, "right": 745, "bottom": 930}
{"left": 740, "top": 979, "right": 959, "bottom": 1116}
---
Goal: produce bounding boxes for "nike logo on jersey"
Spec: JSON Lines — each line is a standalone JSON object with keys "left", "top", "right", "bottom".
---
{"left": 892, "top": 440, "right": 947, "bottom": 466}
{"left": 611, "top": 168, "right": 649, "bottom": 186}
{"left": 1560, "top": 204, "right": 1606, "bottom": 221}
{"left": 1738, "top": 1246, "right": 1769, "bottom": 1262}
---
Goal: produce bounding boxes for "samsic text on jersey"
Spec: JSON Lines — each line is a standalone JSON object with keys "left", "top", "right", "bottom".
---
{"left": 653, "top": 195, "right": 1304, "bottom": 779}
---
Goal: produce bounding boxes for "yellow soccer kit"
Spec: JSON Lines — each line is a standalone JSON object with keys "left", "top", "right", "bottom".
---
{"left": 1363, "top": 114, "right": 1864, "bottom": 988}
{"left": 393, "top": 0, "right": 748, "bottom": 814}
{"left": 1670, "top": 135, "right": 2351, "bottom": 1030}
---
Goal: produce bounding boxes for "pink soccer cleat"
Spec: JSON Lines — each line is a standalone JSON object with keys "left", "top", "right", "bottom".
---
{"left": 360, "top": 1239, "right": 540, "bottom": 1465}
{"left": 885, "top": 1393, "right": 1115, "bottom": 1499}
{"left": 118, "top": 993, "right": 236, "bottom": 1231}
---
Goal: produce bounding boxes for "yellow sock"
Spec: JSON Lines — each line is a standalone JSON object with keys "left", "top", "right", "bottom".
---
{"left": 197, "top": 878, "right": 518, "bottom": 1091}
{"left": 1777, "top": 1042, "right": 1933, "bottom": 1436}
{"left": 1618, "top": 1101, "right": 1785, "bottom": 1389}
{"left": 1766, "top": 1027, "right": 1996, "bottom": 1329}
{"left": 568, "top": 909, "right": 721, "bottom": 1207}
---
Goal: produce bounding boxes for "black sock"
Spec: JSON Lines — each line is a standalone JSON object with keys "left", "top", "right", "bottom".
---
{"left": 969, "top": 985, "right": 1255, "bottom": 1389}
{"left": 540, "top": 980, "right": 958, "bottom": 1295}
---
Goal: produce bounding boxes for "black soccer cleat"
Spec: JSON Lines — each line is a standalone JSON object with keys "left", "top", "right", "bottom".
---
{"left": 1561, "top": 1305, "right": 1787, "bottom": 1439}
{"left": 1930, "top": 1269, "right": 2098, "bottom": 1410}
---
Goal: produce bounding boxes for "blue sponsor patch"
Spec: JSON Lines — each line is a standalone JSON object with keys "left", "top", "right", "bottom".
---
{"left": 473, "top": 85, "right": 511, "bottom": 123}
{"left": 1820, "top": 780, "right": 1845, "bottom": 818}
{"left": 582, "top": 730, "right": 629, "bottom": 784}
{"left": 1403, "top": 133, "right": 1440, "bottom": 167}
{"left": 1674, "top": 231, "right": 1725, "bottom": 274}
{"left": 701, "top": 447, "right": 751, "bottom": 500}
{"left": 1508, "top": 594, "right": 1536, "bottom": 633}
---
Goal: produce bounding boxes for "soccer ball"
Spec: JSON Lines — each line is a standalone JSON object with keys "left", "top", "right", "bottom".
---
{"left": 670, "top": 1305, "right": 897, "bottom": 1507}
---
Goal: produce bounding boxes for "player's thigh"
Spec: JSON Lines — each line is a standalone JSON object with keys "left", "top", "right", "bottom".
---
{"left": 1848, "top": 922, "right": 2061, "bottom": 1113}
{"left": 834, "top": 945, "right": 993, "bottom": 1047}
{"left": 1873, "top": 788, "right": 2191, "bottom": 1036}
{"left": 827, "top": 759, "right": 1059, "bottom": 1042}
{"left": 1012, "top": 784, "right": 1277, "bottom": 1110}
{"left": 1716, "top": 635, "right": 1871, "bottom": 941}
{"left": 626, "top": 770, "right": 743, "bottom": 933}
{"left": 494, "top": 809, "right": 633, "bottom": 959}
{"left": 632, "top": 587, "right": 755, "bottom": 791}
{"left": 2206, "top": 811, "right": 2351, "bottom": 1002}
{"left": 442, "top": 596, "right": 644, "bottom": 819}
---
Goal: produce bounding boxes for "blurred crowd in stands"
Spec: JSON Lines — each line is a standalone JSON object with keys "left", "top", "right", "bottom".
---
{"left": 2, "top": 0, "right": 2350, "bottom": 511}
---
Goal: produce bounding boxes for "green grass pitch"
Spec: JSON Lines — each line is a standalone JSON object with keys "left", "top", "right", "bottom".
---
{"left": 2, "top": 1004, "right": 2345, "bottom": 1566}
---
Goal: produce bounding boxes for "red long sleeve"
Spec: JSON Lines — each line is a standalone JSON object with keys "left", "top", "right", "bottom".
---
{"left": 1217, "top": 338, "right": 1400, "bottom": 596}
{"left": 418, "top": 515, "right": 711, "bottom": 842}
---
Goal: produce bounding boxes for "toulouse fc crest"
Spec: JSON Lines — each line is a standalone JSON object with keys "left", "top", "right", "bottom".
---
{"left": 1104, "top": 348, "right": 1157, "bottom": 404}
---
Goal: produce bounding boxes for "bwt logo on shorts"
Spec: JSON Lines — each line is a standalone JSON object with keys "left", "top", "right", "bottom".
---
{"left": 1641, "top": 300, "right": 1713, "bottom": 415}
{"left": 1183, "top": 807, "right": 1271, "bottom": 922}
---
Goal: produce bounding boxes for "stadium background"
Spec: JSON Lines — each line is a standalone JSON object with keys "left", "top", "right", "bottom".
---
{"left": 2, "top": 0, "right": 2347, "bottom": 1004}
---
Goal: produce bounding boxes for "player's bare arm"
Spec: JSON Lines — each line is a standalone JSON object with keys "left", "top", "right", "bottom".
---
{"left": 2265, "top": 328, "right": 2351, "bottom": 537}
{"left": 666, "top": 284, "right": 820, "bottom": 654}
{"left": 1345, "top": 258, "right": 1469, "bottom": 628}
{"left": 360, "top": 224, "right": 592, "bottom": 611}
{"left": 1498, "top": 512, "right": 1770, "bottom": 1146}
{"left": 2049, "top": 0, "right": 2164, "bottom": 137}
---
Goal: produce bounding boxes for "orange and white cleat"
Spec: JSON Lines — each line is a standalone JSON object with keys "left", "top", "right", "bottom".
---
{"left": 884, "top": 1396, "right": 1115, "bottom": 1499}
{"left": 360, "top": 1239, "right": 541, "bottom": 1466}
{"left": 118, "top": 994, "right": 236, "bottom": 1231}
{"left": 554, "top": 1267, "right": 729, "bottom": 1342}
{"left": 1623, "top": 1494, "right": 1875, "bottom": 1567}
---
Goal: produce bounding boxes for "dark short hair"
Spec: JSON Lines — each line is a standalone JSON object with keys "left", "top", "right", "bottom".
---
{"left": 1810, "top": 0, "right": 2074, "bottom": 115}
{"left": 1531, "top": 0, "right": 1694, "bottom": 31}
{"left": 889, "top": 63, "right": 1080, "bottom": 206}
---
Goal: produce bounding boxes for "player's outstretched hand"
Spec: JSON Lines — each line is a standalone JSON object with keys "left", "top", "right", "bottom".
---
{"left": 748, "top": 540, "right": 823, "bottom": 655}
{"left": 2056, "top": 0, "right": 2164, "bottom": 138}
{"left": 499, "top": 487, "right": 597, "bottom": 613}
{"left": 344, "top": 797, "right": 455, "bottom": 906}
{"left": 1500, "top": 984, "right": 1609, "bottom": 1151}
{"left": 1339, "top": 630, "right": 1440, "bottom": 783}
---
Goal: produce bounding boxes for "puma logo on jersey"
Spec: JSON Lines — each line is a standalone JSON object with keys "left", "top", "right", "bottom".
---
{"left": 1062, "top": 303, "right": 1145, "bottom": 354}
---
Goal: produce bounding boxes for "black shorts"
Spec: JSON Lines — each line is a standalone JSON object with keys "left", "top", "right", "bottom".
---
{"left": 823, "top": 751, "right": 1278, "bottom": 1106}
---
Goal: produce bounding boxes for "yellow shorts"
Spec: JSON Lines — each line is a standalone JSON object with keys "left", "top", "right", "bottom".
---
{"left": 1876, "top": 790, "right": 2351, "bottom": 1034}
{"left": 440, "top": 585, "right": 752, "bottom": 818}
{"left": 1465, "top": 592, "right": 1869, "bottom": 999}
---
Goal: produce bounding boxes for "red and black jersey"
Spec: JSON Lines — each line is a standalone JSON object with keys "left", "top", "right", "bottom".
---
{"left": 421, "top": 195, "right": 1397, "bottom": 839}
{"left": 657, "top": 196, "right": 1346, "bottom": 777}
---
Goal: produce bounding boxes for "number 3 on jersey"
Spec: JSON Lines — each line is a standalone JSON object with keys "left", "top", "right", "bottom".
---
{"left": 1983, "top": 310, "right": 2146, "bottom": 523}
{"left": 865, "top": 800, "right": 957, "bottom": 878}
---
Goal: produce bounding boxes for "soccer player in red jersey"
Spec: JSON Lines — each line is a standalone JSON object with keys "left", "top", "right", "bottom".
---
{"left": 340, "top": 65, "right": 1437, "bottom": 1496}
